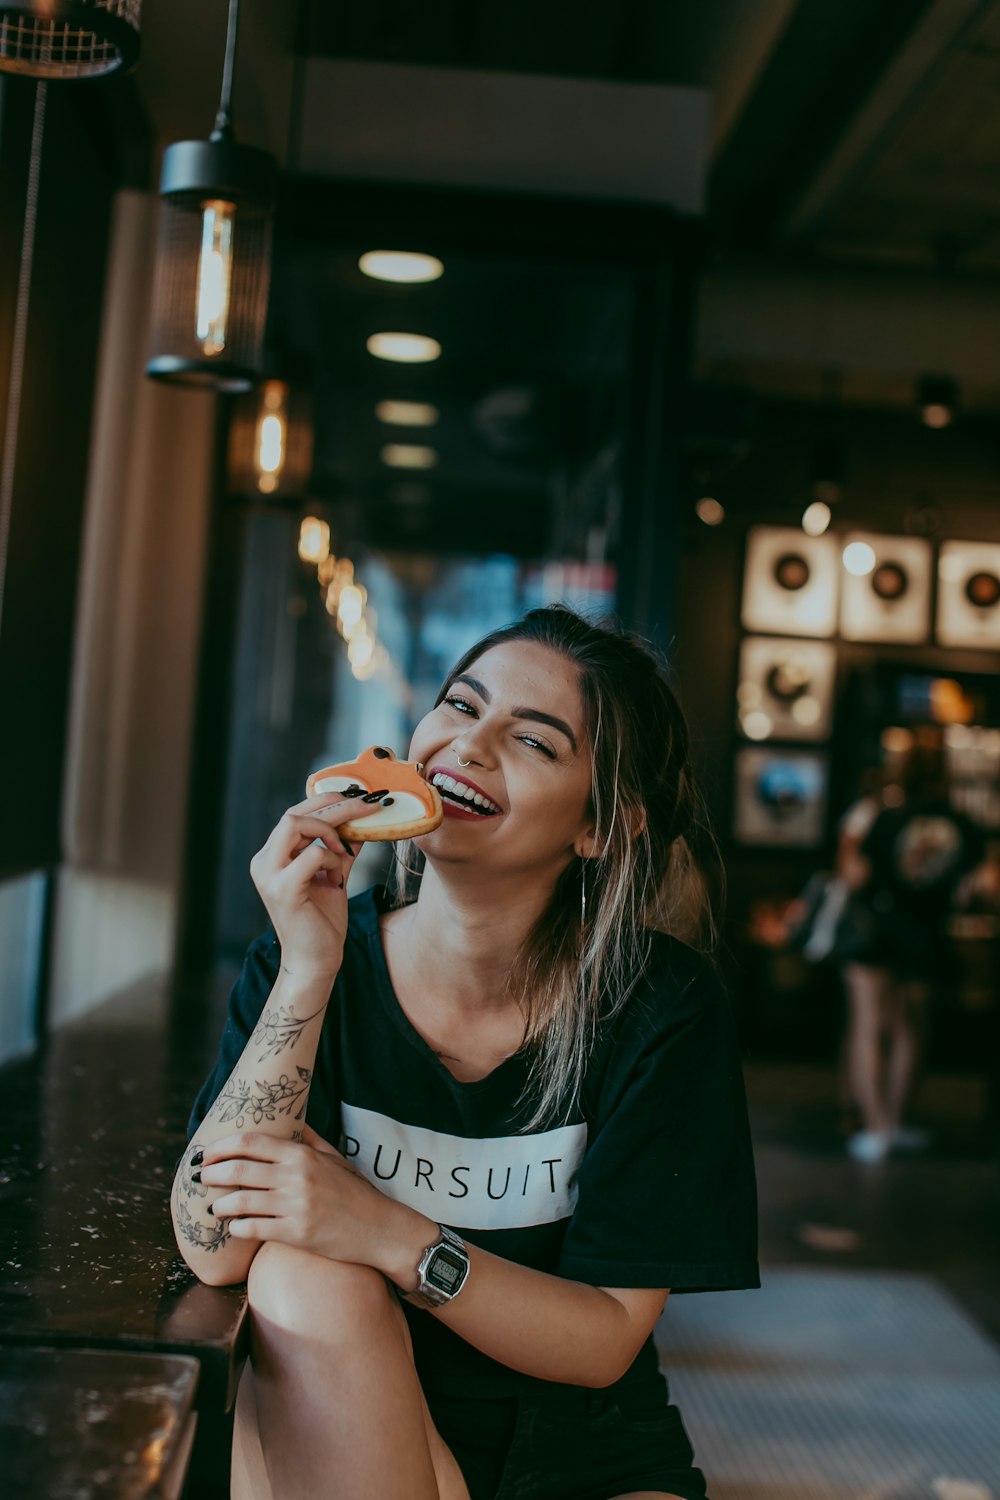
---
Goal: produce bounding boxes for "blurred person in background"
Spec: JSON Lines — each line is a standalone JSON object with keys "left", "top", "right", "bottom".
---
{"left": 838, "top": 733, "right": 991, "bottom": 1164}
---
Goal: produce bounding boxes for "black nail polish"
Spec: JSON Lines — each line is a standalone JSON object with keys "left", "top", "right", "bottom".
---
{"left": 190, "top": 1149, "right": 204, "bottom": 1167}
{"left": 208, "top": 1203, "right": 216, "bottom": 1216}
{"left": 381, "top": 796, "right": 394, "bottom": 807}
{"left": 362, "top": 789, "right": 389, "bottom": 803}
{"left": 190, "top": 1169, "right": 202, "bottom": 1183}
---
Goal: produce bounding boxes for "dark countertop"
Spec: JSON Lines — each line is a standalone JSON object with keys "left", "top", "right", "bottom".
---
{"left": 1, "top": 1345, "right": 200, "bottom": 1500}
{"left": 0, "top": 977, "right": 247, "bottom": 1410}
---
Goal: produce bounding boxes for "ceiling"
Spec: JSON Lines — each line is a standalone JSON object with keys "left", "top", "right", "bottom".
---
{"left": 123, "top": 0, "right": 1000, "bottom": 553}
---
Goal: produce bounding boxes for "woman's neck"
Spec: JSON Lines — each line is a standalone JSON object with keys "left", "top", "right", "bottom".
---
{"left": 392, "top": 861, "right": 558, "bottom": 1013}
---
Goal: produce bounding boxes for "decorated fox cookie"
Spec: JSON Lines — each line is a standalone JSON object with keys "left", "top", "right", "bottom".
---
{"left": 306, "top": 746, "right": 443, "bottom": 842}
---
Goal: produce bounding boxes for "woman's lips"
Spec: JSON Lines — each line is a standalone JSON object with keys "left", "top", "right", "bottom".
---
{"left": 426, "top": 765, "right": 502, "bottom": 818}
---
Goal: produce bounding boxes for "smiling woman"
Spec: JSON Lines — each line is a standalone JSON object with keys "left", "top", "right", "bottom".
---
{"left": 173, "top": 605, "right": 759, "bottom": 1500}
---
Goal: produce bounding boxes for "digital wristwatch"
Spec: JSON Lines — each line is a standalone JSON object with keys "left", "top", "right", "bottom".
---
{"left": 401, "top": 1223, "right": 471, "bottom": 1309}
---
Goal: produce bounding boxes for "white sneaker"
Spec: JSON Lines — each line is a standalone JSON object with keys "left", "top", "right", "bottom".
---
{"left": 847, "top": 1130, "right": 892, "bottom": 1164}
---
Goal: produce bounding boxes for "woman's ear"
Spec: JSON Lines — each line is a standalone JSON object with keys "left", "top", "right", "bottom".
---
{"left": 574, "top": 803, "right": 646, "bottom": 860}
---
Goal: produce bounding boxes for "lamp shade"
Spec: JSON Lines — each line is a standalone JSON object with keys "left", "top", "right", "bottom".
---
{"left": 228, "top": 378, "right": 314, "bottom": 500}
{"left": 146, "top": 137, "right": 276, "bottom": 392}
{"left": 0, "top": 0, "right": 141, "bottom": 79}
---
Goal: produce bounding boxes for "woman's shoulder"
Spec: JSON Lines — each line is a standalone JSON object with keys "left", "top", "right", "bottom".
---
{"left": 607, "top": 930, "right": 726, "bottom": 1045}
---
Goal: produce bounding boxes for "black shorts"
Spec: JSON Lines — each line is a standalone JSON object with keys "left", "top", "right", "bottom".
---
{"left": 425, "top": 1378, "right": 709, "bottom": 1500}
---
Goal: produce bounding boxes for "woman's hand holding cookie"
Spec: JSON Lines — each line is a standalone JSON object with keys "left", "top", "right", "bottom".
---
{"left": 248, "top": 792, "right": 380, "bottom": 981}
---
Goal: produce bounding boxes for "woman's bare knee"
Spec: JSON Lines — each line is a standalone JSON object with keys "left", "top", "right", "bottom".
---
{"left": 247, "top": 1241, "right": 394, "bottom": 1341}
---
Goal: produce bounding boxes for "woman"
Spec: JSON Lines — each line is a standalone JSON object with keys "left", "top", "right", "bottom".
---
{"left": 173, "top": 606, "right": 759, "bottom": 1500}
{"left": 838, "top": 736, "right": 989, "bottom": 1164}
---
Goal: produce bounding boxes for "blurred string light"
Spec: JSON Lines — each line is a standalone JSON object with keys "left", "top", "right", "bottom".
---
{"left": 696, "top": 496, "right": 725, "bottom": 526}
{"left": 843, "top": 540, "right": 876, "bottom": 576}
{"left": 295, "top": 525, "right": 391, "bottom": 682}
{"left": 359, "top": 250, "right": 444, "bottom": 284}
{"left": 801, "top": 500, "right": 831, "bottom": 536}
{"left": 297, "top": 515, "right": 329, "bottom": 565}
{"left": 367, "top": 332, "right": 441, "bottom": 364}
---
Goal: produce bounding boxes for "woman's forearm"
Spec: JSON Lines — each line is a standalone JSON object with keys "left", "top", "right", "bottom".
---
{"left": 377, "top": 1200, "right": 663, "bottom": 1388}
{"left": 171, "top": 968, "right": 333, "bottom": 1285}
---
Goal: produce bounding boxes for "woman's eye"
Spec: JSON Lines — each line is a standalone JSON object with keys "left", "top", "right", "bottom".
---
{"left": 443, "top": 694, "right": 477, "bottom": 716}
{"left": 518, "top": 735, "right": 556, "bottom": 759}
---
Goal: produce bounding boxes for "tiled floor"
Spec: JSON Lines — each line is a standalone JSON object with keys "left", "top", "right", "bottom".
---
{"left": 745, "top": 1060, "right": 1000, "bottom": 1346}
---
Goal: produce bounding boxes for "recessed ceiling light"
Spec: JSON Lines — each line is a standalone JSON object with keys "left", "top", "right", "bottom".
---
{"left": 376, "top": 399, "right": 440, "bottom": 427}
{"left": 359, "top": 251, "right": 444, "bottom": 284}
{"left": 367, "top": 332, "right": 441, "bottom": 364}
{"left": 381, "top": 444, "right": 439, "bottom": 469}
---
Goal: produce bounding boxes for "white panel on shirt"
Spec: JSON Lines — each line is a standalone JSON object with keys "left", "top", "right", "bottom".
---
{"left": 340, "top": 1102, "right": 587, "bottom": 1231}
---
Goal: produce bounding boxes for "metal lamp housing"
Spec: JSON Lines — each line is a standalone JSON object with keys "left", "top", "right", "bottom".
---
{"left": 146, "top": 136, "right": 277, "bottom": 393}
{"left": 0, "top": 0, "right": 141, "bottom": 79}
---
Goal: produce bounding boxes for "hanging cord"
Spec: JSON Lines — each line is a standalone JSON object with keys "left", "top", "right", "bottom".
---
{"left": 212, "top": 0, "right": 241, "bottom": 141}
{"left": 0, "top": 80, "right": 46, "bottom": 641}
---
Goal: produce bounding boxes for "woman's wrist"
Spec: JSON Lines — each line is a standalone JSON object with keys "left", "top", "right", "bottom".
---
{"left": 373, "top": 1198, "right": 441, "bottom": 1291}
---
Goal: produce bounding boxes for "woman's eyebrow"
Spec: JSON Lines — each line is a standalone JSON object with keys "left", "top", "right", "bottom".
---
{"left": 512, "top": 708, "right": 578, "bottom": 752}
{"left": 451, "top": 674, "right": 579, "bottom": 752}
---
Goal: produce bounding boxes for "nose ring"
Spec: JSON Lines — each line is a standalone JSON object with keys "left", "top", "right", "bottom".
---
{"left": 456, "top": 756, "right": 471, "bottom": 768}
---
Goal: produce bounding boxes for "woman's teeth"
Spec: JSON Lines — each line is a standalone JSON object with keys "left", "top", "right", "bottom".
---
{"left": 430, "top": 772, "right": 500, "bottom": 815}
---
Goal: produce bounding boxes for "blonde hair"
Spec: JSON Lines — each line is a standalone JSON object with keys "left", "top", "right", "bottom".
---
{"left": 393, "top": 605, "right": 719, "bottom": 1130}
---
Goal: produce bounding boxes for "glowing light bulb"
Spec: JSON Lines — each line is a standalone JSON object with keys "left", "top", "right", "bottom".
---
{"left": 298, "top": 516, "right": 330, "bottom": 565}
{"left": 843, "top": 541, "right": 876, "bottom": 576}
{"left": 255, "top": 381, "right": 288, "bottom": 494}
{"left": 195, "top": 200, "right": 235, "bottom": 355}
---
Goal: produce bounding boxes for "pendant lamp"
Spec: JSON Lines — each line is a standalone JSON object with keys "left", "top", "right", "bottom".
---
{"left": 228, "top": 375, "right": 314, "bottom": 501}
{"left": 0, "top": 1, "right": 140, "bottom": 79}
{"left": 146, "top": 0, "right": 276, "bottom": 392}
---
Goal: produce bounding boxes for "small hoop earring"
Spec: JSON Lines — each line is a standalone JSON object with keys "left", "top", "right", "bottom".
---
{"left": 456, "top": 755, "right": 471, "bottom": 768}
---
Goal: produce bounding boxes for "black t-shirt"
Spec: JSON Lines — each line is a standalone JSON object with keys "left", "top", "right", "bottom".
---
{"left": 861, "top": 800, "right": 985, "bottom": 924}
{"left": 189, "top": 886, "right": 759, "bottom": 1396}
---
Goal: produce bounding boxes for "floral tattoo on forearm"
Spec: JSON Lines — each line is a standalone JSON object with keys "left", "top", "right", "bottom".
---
{"left": 214, "top": 1066, "right": 312, "bottom": 1129}
{"left": 252, "top": 1002, "right": 327, "bottom": 1061}
{"left": 175, "top": 1196, "right": 231, "bottom": 1253}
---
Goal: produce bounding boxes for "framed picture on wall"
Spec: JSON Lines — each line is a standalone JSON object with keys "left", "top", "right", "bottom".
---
{"left": 839, "top": 532, "right": 932, "bottom": 643}
{"left": 736, "top": 636, "right": 836, "bottom": 742}
{"left": 734, "top": 746, "right": 829, "bottom": 848}
{"left": 741, "top": 526, "right": 839, "bottom": 637}
{"left": 936, "top": 540, "right": 1000, "bottom": 649}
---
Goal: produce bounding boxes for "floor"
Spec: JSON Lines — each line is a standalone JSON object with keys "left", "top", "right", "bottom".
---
{"left": 745, "top": 1059, "right": 1000, "bottom": 1347}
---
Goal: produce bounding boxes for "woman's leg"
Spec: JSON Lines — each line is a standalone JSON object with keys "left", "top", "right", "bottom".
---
{"left": 884, "top": 979, "right": 930, "bottom": 1134}
{"left": 843, "top": 962, "right": 891, "bottom": 1135}
{"left": 232, "top": 1240, "right": 470, "bottom": 1500}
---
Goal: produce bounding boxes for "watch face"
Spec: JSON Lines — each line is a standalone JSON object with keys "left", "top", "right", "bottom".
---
{"left": 427, "top": 1246, "right": 467, "bottom": 1294}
